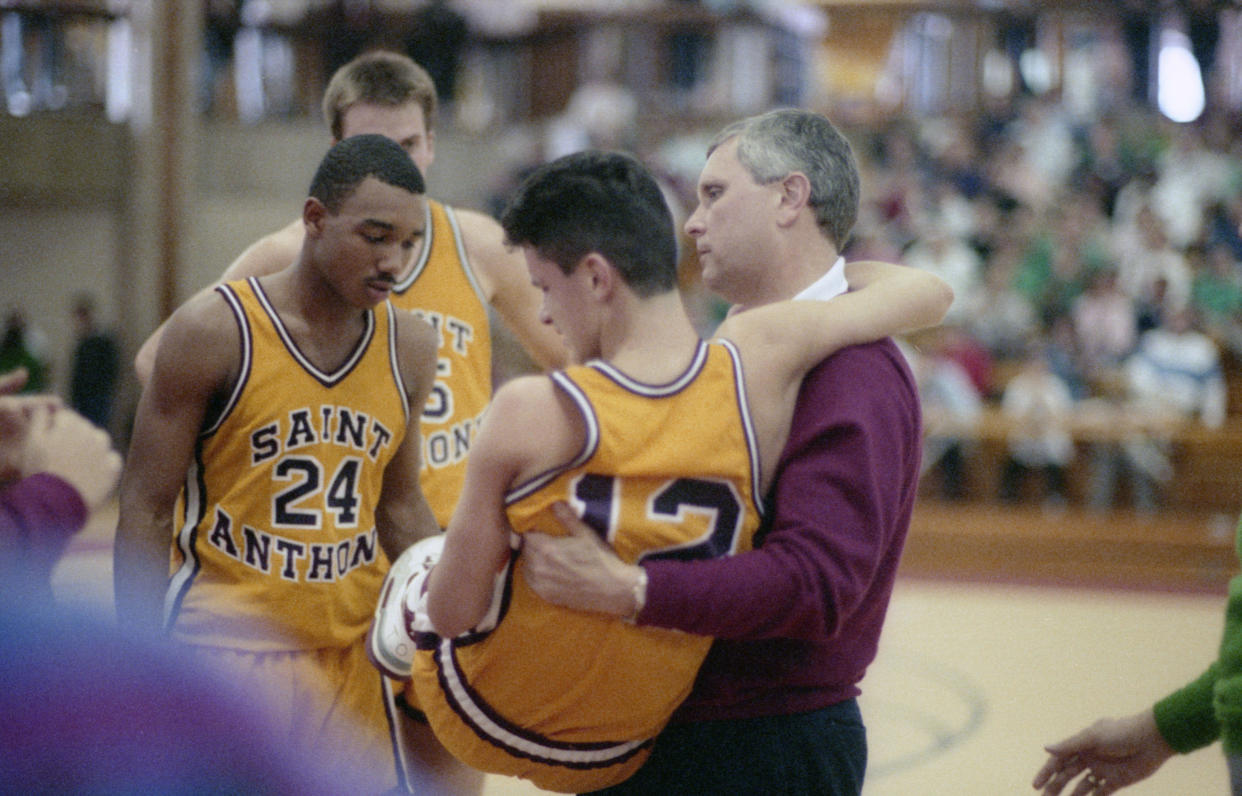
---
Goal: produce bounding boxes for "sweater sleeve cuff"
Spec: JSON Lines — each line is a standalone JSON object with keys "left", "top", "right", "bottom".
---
{"left": 23, "top": 473, "right": 89, "bottom": 530}
{"left": 636, "top": 560, "right": 679, "bottom": 628}
{"left": 1153, "top": 663, "right": 1222, "bottom": 754}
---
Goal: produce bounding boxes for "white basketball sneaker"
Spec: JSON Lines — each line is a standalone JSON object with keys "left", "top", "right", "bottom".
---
{"left": 367, "top": 534, "right": 444, "bottom": 680}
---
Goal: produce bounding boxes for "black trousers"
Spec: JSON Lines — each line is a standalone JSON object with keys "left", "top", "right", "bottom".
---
{"left": 585, "top": 699, "right": 867, "bottom": 796}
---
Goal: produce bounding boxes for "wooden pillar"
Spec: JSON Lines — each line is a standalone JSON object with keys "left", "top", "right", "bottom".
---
{"left": 148, "top": 2, "right": 201, "bottom": 322}
{"left": 111, "top": 0, "right": 201, "bottom": 433}
{"left": 119, "top": 1, "right": 200, "bottom": 330}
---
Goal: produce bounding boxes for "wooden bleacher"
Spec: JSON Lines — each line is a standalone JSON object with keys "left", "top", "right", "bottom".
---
{"left": 905, "top": 349, "right": 1242, "bottom": 593}
{"left": 902, "top": 502, "right": 1237, "bottom": 594}
{"left": 919, "top": 407, "right": 1242, "bottom": 513}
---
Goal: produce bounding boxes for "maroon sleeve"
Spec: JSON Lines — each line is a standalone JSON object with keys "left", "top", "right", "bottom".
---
{"left": 0, "top": 473, "right": 89, "bottom": 584}
{"left": 640, "top": 341, "right": 921, "bottom": 642}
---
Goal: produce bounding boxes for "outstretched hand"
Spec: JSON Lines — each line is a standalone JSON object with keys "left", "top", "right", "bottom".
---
{"left": 1032, "top": 709, "right": 1175, "bottom": 796}
{"left": 0, "top": 393, "right": 62, "bottom": 481}
{"left": 4, "top": 401, "right": 122, "bottom": 509}
{"left": 0, "top": 367, "right": 29, "bottom": 396}
{"left": 521, "top": 501, "right": 642, "bottom": 619}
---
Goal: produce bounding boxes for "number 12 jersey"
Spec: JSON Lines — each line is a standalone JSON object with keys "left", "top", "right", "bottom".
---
{"left": 410, "top": 339, "right": 763, "bottom": 793}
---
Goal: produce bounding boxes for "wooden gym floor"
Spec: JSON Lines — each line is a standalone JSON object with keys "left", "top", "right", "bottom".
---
{"left": 53, "top": 498, "right": 1235, "bottom": 795}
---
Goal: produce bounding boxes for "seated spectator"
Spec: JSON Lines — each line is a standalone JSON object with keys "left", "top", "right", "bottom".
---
{"left": 1071, "top": 266, "right": 1137, "bottom": 386}
{"left": 1204, "top": 195, "right": 1242, "bottom": 261}
{"left": 1128, "top": 307, "right": 1227, "bottom": 430}
{"left": 905, "top": 336, "right": 984, "bottom": 501}
{"left": 904, "top": 225, "right": 982, "bottom": 325}
{"left": 1113, "top": 204, "right": 1191, "bottom": 316}
{"left": 961, "top": 236, "right": 1038, "bottom": 361}
{"left": 1088, "top": 307, "right": 1226, "bottom": 513}
{"left": 1013, "top": 210, "right": 1091, "bottom": 325}
{"left": 1044, "top": 312, "right": 1091, "bottom": 401}
{"left": 936, "top": 325, "right": 996, "bottom": 400}
{"left": 1134, "top": 274, "right": 1172, "bottom": 335}
{"left": 1190, "top": 241, "right": 1242, "bottom": 356}
{"left": 998, "top": 340, "right": 1075, "bottom": 508}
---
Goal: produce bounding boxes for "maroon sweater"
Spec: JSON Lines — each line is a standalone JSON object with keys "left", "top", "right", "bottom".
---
{"left": 641, "top": 340, "right": 922, "bottom": 721}
{"left": 1, "top": 473, "right": 88, "bottom": 587}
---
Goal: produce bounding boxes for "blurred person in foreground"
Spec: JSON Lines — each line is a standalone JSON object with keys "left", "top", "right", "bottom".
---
{"left": 0, "top": 368, "right": 364, "bottom": 795}
{"left": 0, "top": 365, "right": 120, "bottom": 596}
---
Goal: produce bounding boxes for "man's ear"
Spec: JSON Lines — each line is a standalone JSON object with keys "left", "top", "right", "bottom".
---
{"left": 581, "top": 253, "right": 615, "bottom": 300}
{"left": 776, "top": 171, "right": 812, "bottom": 226}
{"left": 303, "top": 197, "right": 327, "bottom": 238}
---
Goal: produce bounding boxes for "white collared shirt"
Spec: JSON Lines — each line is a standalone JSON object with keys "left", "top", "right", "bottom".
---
{"left": 792, "top": 256, "right": 848, "bottom": 302}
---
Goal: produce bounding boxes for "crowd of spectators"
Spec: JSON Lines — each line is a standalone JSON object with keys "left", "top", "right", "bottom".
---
{"left": 836, "top": 94, "right": 1242, "bottom": 510}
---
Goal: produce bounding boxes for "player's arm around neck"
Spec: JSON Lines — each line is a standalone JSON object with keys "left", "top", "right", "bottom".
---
{"left": 715, "top": 260, "right": 952, "bottom": 379}
{"left": 134, "top": 221, "right": 304, "bottom": 385}
{"left": 427, "top": 374, "right": 578, "bottom": 637}
{"left": 457, "top": 209, "right": 568, "bottom": 370}
{"left": 716, "top": 261, "right": 952, "bottom": 491}
{"left": 375, "top": 309, "right": 441, "bottom": 561}
{"left": 115, "top": 292, "right": 239, "bottom": 633}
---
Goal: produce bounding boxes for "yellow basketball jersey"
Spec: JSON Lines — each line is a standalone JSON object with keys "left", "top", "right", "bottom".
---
{"left": 410, "top": 340, "right": 763, "bottom": 793}
{"left": 166, "top": 278, "right": 410, "bottom": 652}
{"left": 391, "top": 200, "right": 492, "bottom": 527}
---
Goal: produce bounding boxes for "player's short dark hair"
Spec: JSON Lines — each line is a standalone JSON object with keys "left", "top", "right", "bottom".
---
{"left": 308, "top": 134, "right": 425, "bottom": 212}
{"left": 500, "top": 150, "right": 678, "bottom": 298}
